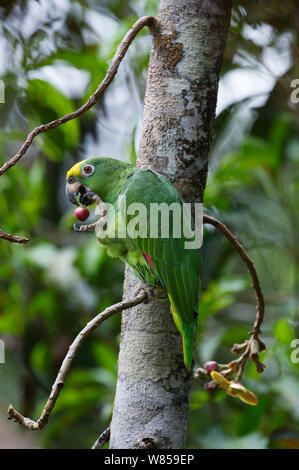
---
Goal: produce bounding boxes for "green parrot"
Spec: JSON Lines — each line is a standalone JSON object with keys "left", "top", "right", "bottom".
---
{"left": 66, "top": 157, "right": 201, "bottom": 370}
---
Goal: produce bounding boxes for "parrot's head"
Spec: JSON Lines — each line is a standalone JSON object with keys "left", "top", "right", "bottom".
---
{"left": 66, "top": 157, "right": 113, "bottom": 207}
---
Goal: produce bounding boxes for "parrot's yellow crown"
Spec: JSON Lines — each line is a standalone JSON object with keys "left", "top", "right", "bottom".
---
{"left": 66, "top": 160, "right": 87, "bottom": 180}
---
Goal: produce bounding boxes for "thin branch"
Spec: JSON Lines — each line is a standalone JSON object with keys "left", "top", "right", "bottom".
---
{"left": 202, "top": 214, "right": 266, "bottom": 381}
{"left": 92, "top": 426, "right": 110, "bottom": 449}
{"left": 8, "top": 291, "right": 148, "bottom": 430}
{"left": 203, "top": 214, "right": 265, "bottom": 330}
{"left": 0, "top": 228, "right": 29, "bottom": 244}
{"left": 0, "top": 16, "right": 155, "bottom": 246}
{"left": 0, "top": 16, "right": 156, "bottom": 177}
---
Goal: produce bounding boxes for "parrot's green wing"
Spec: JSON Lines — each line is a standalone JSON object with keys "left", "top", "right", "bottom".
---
{"left": 123, "top": 169, "right": 201, "bottom": 370}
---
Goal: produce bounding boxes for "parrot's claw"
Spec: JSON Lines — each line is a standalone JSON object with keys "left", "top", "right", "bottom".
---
{"left": 134, "top": 284, "right": 168, "bottom": 303}
{"left": 154, "top": 287, "right": 169, "bottom": 301}
{"left": 73, "top": 222, "right": 97, "bottom": 232}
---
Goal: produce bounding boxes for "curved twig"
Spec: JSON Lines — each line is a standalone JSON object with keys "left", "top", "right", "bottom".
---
{"left": 92, "top": 426, "right": 110, "bottom": 449}
{"left": 201, "top": 214, "right": 266, "bottom": 381}
{"left": 0, "top": 16, "right": 156, "bottom": 244}
{"left": 203, "top": 214, "right": 264, "bottom": 331}
{"left": 0, "top": 16, "right": 156, "bottom": 177}
{"left": 8, "top": 291, "right": 148, "bottom": 430}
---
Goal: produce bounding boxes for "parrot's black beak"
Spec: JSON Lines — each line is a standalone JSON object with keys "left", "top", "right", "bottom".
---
{"left": 66, "top": 178, "right": 81, "bottom": 205}
{"left": 66, "top": 177, "right": 95, "bottom": 207}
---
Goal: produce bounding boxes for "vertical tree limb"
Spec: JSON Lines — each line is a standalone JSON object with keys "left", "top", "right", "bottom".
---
{"left": 110, "top": 0, "right": 232, "bottom": 449}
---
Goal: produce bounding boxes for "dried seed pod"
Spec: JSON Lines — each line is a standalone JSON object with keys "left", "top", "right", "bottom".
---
{"left": 204, "top": 361, "right": 218, "bottom": 374}
{"left": 194, "top": 367, "right": 208, "bottom": 379}
{"left": 256, "top": 361, "right": 266, "bottom": 373}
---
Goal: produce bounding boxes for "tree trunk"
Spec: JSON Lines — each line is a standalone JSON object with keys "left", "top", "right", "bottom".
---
{"left": 109, "top": 0, "right": 232, "bottom": 449}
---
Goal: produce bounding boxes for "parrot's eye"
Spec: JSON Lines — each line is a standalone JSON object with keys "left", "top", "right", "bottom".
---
{"left": 82, "top": 164, "right": 95, "bottom": 177}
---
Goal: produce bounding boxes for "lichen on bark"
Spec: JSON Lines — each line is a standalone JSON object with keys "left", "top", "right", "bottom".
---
{"left": 138, "top": 0, "right": 231, "bottom": 202}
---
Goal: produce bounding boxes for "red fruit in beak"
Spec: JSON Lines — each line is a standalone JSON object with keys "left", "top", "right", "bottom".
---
{"left": 74, "top": 207, "right": 90, "bottom": 221}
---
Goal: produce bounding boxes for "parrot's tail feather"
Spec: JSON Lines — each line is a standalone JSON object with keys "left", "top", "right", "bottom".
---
{"left": 170, "top": 303, "right": 194, "bottom": 371}
{"left": 181, "top": 322, "right": 194, "bottom": 371}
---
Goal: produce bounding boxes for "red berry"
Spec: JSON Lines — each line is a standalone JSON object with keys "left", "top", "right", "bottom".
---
{"left": 204, "top": 381, "right": 218, "bottom": 391}
{"left": 204, "top": 361, "right": 218, "bottom": 374}
{"left": 74, "top": 207, "right": 90, "bottom": 221}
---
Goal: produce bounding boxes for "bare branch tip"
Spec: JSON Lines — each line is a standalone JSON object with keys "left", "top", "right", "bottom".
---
{"left": 7, "top": 294, "right": 148, "bottom": 432}
{"left": 92, "top": 426, "right": 110, "bottom": 449}
{"left": 0, "top": 229, "right": 29, "bottom": 244}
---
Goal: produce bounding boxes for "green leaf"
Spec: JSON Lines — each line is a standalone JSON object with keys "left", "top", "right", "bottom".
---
{"left": 274, "top": 319, "right": 294, "bottom": 345}
{"left": 26, "top": 79, "right": 80, "bottom": 161}
{"left": 190, "top": 390, "right": 210, "bottom": 410}
{"left": 92, "top": 342, "right": 118, "bottom": 372}
{"left": 198, "top": 277, "right": 249, "bottom": 322}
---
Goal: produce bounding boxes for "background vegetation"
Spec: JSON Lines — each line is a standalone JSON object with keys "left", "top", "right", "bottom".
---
{"left": 0, "top": 0, "right": 298, "bottom": 449}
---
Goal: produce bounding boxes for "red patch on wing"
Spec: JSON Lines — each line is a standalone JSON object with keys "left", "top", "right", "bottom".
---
{"left": 141, "top": 251, "right": 154, "bottom": 272}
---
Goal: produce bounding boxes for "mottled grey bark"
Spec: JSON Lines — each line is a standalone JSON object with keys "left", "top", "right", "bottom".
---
{"left": 110, "top": 0, "right": 231, "bottom": 449}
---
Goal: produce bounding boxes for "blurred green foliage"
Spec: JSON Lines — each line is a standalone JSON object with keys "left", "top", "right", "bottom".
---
{"left": 0, "top": 0, "right": 298, "bottom": 449}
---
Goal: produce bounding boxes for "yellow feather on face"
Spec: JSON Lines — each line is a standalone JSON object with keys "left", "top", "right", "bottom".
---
{"left": 66, "top": 160, "right": 87, "bottom": 180}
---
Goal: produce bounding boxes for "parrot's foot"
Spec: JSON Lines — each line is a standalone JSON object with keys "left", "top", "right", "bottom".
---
{"left": 155, "top": 286, "right": 169, "bottom": 301}
{"left": 134, "top": 284, "right": 168, "bottom": 303}
{"left": 73, "top": 222, "right": 97, "bottom": 232}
